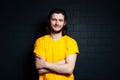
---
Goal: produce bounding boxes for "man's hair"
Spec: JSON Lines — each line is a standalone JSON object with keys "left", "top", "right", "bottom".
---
{"left": 47, "top": 8, "right": 67, "bottom": 36}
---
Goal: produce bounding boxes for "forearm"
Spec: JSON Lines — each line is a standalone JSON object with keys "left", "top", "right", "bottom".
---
{"left": 45, "top": 62, "right": 73, "bottom": 74}
{"left": 38, "top": 68, "right": 50, "bottom": 74}
{"left": 38, "top": 60, "right": 65, "bottom": 74}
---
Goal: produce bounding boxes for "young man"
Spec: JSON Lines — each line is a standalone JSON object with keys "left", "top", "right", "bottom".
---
{"left": 33, "top": 8, "right": 79, "bottom": 80}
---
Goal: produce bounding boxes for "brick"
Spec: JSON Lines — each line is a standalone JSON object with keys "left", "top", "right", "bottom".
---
{"left": 74, "top": 25, "right": 87, "bottom": 31}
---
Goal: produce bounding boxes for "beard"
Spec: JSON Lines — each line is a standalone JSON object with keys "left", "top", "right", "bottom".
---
{"left": 50, "top": 26, "right": 64, "bottom": 33}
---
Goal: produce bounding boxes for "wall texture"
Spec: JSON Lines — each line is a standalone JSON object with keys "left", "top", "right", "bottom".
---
{"left": 0, "top": 0, "right": 120, "bottom": 80}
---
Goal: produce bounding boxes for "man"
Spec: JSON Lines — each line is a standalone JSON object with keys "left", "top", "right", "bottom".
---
{"left": 33, "top": 8, "right": 79, "bottom": 80}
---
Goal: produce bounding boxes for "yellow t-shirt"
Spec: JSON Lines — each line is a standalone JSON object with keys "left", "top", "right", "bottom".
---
{"left": 33, "top": 35, "right": 79, "bottom": 80}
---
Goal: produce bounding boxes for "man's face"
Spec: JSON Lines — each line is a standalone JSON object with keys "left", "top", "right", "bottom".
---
{"left": 50, "top": 13, "right": 66, "bottom": 33}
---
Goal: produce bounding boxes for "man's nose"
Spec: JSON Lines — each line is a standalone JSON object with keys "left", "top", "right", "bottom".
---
{"left": 55, "top": 21, "right": 59, "bottom": 25}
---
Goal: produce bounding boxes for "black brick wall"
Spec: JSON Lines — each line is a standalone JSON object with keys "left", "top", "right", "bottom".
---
{"left": 0, "top": 0, "right": 120, "bottom": 80}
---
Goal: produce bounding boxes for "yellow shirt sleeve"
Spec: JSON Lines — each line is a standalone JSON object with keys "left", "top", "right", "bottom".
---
{"left": 33, "top": 39, "right": 46, "bottom": 58}
{"left": 66, "top": 38, "right": 79, "bottom": 57}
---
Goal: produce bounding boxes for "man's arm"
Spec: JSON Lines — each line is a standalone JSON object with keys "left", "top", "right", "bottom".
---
{"left": 36, "top": 56, "right": 65, "bottom": 74}
{"left": 45, "top": 54, "right": 77, "bottom": 74}
{"left": 36, "top": 54, "right": 77, "bottom": 75}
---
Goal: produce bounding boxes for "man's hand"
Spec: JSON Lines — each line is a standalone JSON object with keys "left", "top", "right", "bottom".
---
{"left": 38, "top": 68, "right": 50, "bottom": 74}
{"left": 35, "top": 55, "right": 46, "bottom": 69}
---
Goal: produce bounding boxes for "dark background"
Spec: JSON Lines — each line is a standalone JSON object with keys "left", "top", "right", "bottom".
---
{"left": 0, "top": 0, "right": 120, "bottom": 80}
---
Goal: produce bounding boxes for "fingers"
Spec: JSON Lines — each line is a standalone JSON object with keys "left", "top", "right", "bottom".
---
{"left": 35, "top": 55, "right": 41, "bottom": 59}
{"left": 38, "top": 69, "right": 44, "bottom": 74}
{"left": 35, "top": 55, "right": 44, "bottom": 60}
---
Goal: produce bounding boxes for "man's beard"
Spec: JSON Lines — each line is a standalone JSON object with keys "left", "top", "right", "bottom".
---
{"left": 51, "top": 26, "right": 63, "bottom": 33}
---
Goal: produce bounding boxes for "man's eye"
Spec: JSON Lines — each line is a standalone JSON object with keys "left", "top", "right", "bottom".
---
{"left": 51, "top": 19, "right": 56, "bottom": 21}
{"left": 59, "top": 20, "right": 64, "bottom": 22}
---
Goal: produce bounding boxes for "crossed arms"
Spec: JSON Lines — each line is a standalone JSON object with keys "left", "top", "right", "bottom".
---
{"left": 35, "top": 53, "right": 77, "bottom": 75}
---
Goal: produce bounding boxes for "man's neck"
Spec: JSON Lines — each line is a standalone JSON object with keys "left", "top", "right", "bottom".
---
{"left": 50, "top": 32, "right": 62, "bottom": 40}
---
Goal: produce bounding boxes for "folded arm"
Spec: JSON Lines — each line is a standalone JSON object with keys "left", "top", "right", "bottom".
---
{"left": 37, "top": 59, "right": 65, "bottom": 74}
{"left": 35, "top": 54, "right": 77, "bottom": 75}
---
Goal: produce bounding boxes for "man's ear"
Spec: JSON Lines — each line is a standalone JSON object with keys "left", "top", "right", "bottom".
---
{"left": 64, "top": 21, "right": 66, "bottom": 26}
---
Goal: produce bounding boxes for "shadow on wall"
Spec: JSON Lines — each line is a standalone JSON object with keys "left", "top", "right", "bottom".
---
{"left": 22, "top": 49, "right": 38, "bottom": 80}
{"left": 35, "top": 19, "right": 48, "bottom": 39}
{"left": 22, "top": 19, "right": 49, "bottom": 80}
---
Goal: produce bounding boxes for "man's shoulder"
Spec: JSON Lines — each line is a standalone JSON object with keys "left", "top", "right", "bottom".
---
{"left": 36, "top": 35, "right": 50, "bottom": 41}
{"left": 64, "top": 35, "right": 76, "bottom": 42}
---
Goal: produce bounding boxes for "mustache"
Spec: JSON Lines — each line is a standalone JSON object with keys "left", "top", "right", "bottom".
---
{"left": 54, "top": 24, "right": 59, "bottom": 26}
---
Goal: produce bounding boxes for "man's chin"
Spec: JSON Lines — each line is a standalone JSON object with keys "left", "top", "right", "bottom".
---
{"left": 51, "top": 29, "right": 62, "bottom": 33}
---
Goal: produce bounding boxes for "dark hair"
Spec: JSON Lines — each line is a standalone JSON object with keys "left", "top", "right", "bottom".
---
{"left": 48, "top": 8, "right": 67, "bottom": 21}
{"left": 47, "top": 8, "right": 67, "bottom": 36}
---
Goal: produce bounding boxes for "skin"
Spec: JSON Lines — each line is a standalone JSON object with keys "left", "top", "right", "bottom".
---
{"left": 50, "top": 13, "right": 66, "bottom": 34}
{"left": 35, "top": 13, "right": 77, "bottom": 75}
